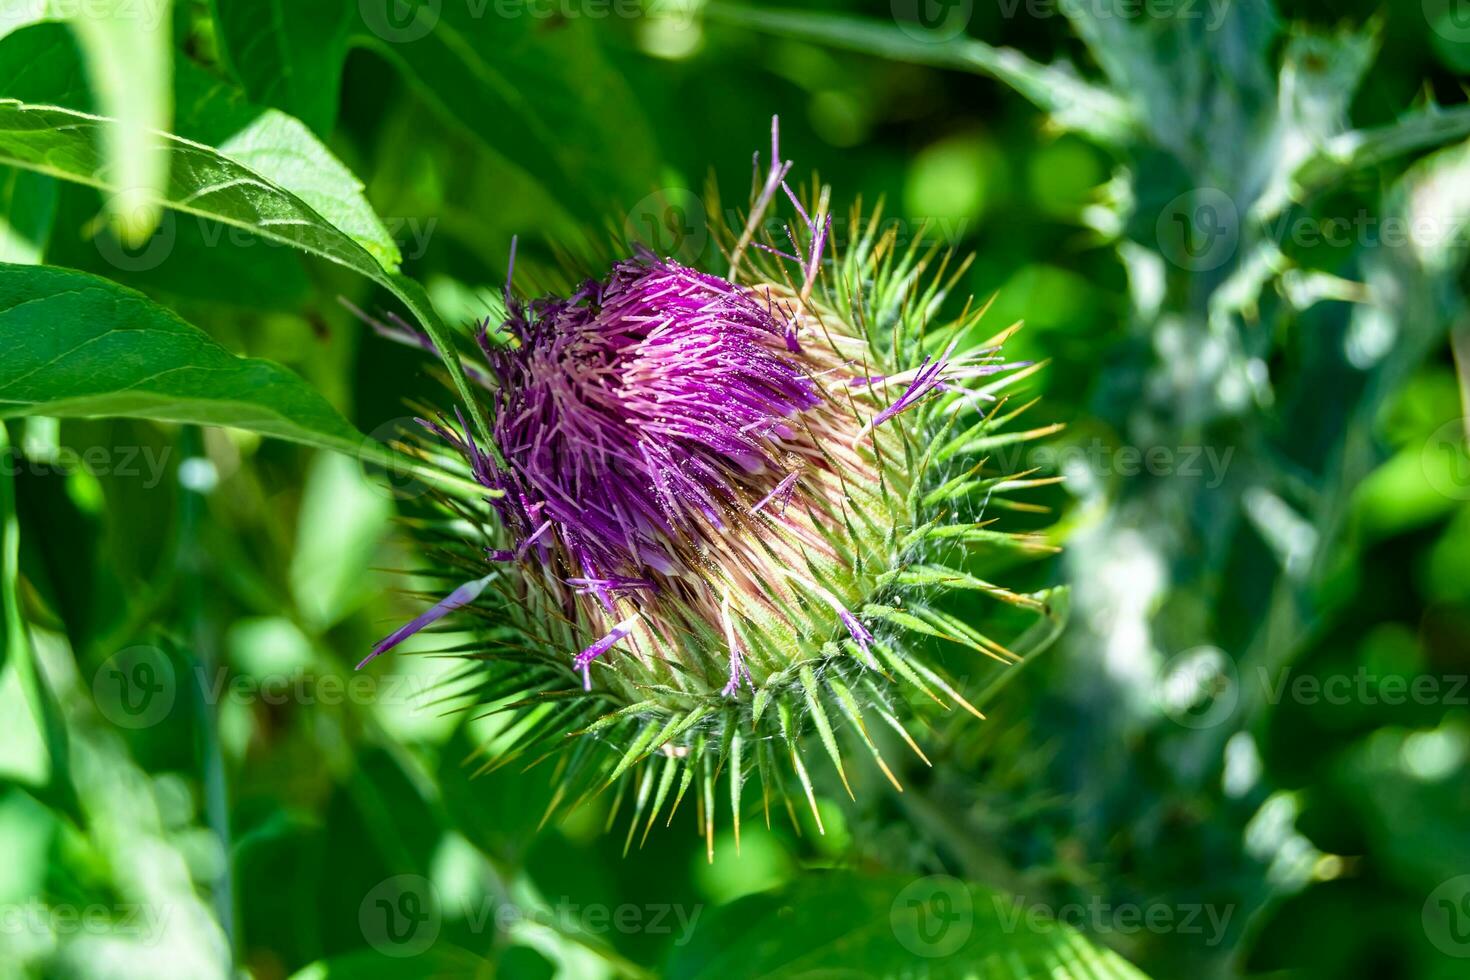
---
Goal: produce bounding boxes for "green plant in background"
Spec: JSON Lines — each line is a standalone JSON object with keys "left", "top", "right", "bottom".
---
{"left": 0, "top": 0, "right": 1467, "bottom": 977}
{"left": 710, "top": 1, "right": 1470, "bottom": 975}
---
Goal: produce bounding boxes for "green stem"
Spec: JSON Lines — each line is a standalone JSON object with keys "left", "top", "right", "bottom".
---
{"left": 0, "top": 422, "right": 76, "bottom": 813}
{"left": 177, "top": 426, "right": 236, "bottom": 965}
{"left": 386, "top": 273, "right": 507, "bottom": 471}
{"left": 354, "top": 437, "right": 498, "bottom": 500}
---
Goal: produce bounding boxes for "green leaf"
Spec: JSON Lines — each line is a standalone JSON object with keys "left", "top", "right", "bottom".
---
{"left": 666, "top": 872, "right": 1151, "bottom": 978}
{"left": 704, "top": 3, "right": 1135, "bottom": 147}
{"left": 211, "top": 0, "right": 659, "bottom": 213}
{"left": 46, "top": 180, "right": 312, "bottom": 310}
{"left": 0, "top": 262, "right": 362, "bottom": 445}
{"left": 213, "top": 107, "right": 402, "bottom": 269}
{"left": 210, "top": 0, "right": 352, "bottom": 136}
{"left": 0, "top": 263, "right": 475, "bottom": 495}
{"left": 0, "top": 21, "right": 90, "bottom": 106}
{"left": 0, "top": 165, "right": 54, "bottom": 263}
{"left": 0, "top": 98, "right": 389, "bottom": 276}
{"left": 170, "top": 56, "right": 401, "bottom": 268}
{"left": 0, "top": 26, "right": 398, "bottom": 287}
{"left": 0, "top": 98, "right": 492, "bottom": 449}
{"left": 0, "top": 25, "right": 397, "bottom": 265}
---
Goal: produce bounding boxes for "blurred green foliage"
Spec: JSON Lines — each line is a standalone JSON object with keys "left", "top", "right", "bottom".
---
{"left": 0, "top": 0, "right": 1468, "bottom": 977}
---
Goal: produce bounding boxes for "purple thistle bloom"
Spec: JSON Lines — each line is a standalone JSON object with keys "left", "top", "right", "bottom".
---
{"left": 356, "top": 118, "right": 1057, "bottom": 852}
{"left": 483, "top": 254, "right": 821, "bottom": 581}
{"left": 566, "top": 576, "right": 655, "bottom": 595}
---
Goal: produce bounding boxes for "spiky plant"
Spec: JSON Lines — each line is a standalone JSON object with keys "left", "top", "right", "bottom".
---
{"left": 359, "top": 119, "right": 1063, "bottom": 857}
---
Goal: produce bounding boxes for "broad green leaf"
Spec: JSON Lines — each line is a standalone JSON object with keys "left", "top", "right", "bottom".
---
{"left": 704, "top": 3, "right": 1135, "bottom": 147}
{"left": 209, "top": 0, "right": 352, "bottom": 136}
{"left": 0, "top": 99, "right": 385, "bottom": 279}
{"left": 367, "top": 1, "right": 658, "bottom": 211}
{"left": 0, "top": 99, "right": 490, "bottom": 445}
{"left": 211, "top": 0, "right": 659, "bottom": 213}
{"left": 0, "top": 263, "right": 477, "bottom": 495}
{"left": 1, "top": 0, "right": 173, "bottom": 244}
{"left": 0, "top": 20, "right": 89, "bottom": 105}
{"left": 0, "top": 30, "right": 401, "bottom": 271}
{"left": 46, "top": 179, "right": 313, "bottom": 310}
{"left": 666, "top": 872, "right": 1151, "bottom": 979}
{"left": 0, "top": 164, "right": 54, "bottom": 263}
{"left": 0, "top": 262, "right": 371, "bottom": 446}
{"left": 172, "top": 56, "right": 401, "bottom": 268}
{"left": 214, "top": 108, "right": 401, "bottom": 269}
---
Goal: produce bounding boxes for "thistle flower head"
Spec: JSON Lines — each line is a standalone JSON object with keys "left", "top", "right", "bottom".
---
{"left": 362, "top": 118, "right": 1063, "bottom": 856}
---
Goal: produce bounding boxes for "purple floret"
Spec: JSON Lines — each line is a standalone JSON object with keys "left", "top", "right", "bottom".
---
{"left": 481, "top": 254, "right": 820, "bottom": 581}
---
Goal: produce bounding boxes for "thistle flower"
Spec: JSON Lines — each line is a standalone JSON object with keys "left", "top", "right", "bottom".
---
{"left": 361, "top": 118, "right": 1063, "bottom": 856}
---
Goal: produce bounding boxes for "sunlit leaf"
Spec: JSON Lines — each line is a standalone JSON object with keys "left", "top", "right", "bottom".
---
{"left": 0, "top": 263, "right": 475, "bottom": 494}
{"left": 0, "top": 98, "right": 492, "bottom": 449}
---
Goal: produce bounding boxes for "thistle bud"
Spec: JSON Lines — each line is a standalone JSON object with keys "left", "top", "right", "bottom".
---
{"left": 361, "top": 118, "right": 1061, "bottom": 856}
